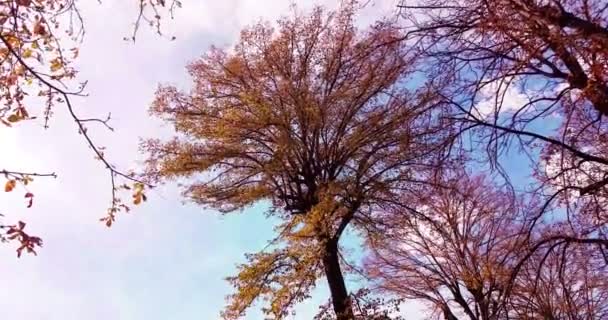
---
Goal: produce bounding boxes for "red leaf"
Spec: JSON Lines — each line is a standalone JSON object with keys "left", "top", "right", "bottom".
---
{"left": 25, "top": 192, "right": 34, "bottom": 208}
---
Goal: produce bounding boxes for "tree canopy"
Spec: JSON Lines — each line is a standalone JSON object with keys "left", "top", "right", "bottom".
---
{"left": 143, "top": 3, "right": 453, "bottom": 319}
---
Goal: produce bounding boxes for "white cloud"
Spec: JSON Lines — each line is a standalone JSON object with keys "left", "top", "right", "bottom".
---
{"left": 474, "top": 78, "right": 530, "bottom": 118}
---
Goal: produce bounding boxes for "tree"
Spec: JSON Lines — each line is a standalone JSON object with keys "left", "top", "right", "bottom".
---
{"left": 365, "top": 173, "right": 608, "bottom": 319}
{"left": 366, "top": 173, "right": 527, "bottom": 319}
{"left": 0, "top": 0, "right": 180, "bottom": 255}
{"left": 396, "top": 0, "right": 608, "bottom": 285}
{"left": 398, "top": 0, "right": 607, "bottom": 116}
{"left": 509, "top": 244, "right": 608, "bottom": 319}
{"left": 142, "top": 3, "right": 450, "bottom": 319}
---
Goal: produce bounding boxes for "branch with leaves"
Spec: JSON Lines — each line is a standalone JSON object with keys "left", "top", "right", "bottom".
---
{"left": 0, "top": 0, "right": 178, "bottom": 256}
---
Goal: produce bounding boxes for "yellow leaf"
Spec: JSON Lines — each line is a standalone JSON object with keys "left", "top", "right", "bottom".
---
{"left": 7, "top": 114, "right": 21, "bottom": 123}
{"left": 134, "top": 182, "right": 144, "bottom": 192}
{"left": 5, "top": 180, "right": 16, "bottom": 192}
{"left": 23, "top": 48, "right": 32, "bottom": 58}
{"left": 50, "top": 58, "right": 62, "bottom": 72}
{"left": 31, "top": 41, "right": 39, "bottom": 49}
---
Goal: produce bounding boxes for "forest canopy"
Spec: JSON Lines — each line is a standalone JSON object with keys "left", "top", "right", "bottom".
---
{"left": 2, "top": 0, "right": 608, "bottom": 320}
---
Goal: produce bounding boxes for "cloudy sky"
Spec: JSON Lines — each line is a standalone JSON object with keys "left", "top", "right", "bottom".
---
{"left": 0, "top": 1, "right": 430, "bottom": 319}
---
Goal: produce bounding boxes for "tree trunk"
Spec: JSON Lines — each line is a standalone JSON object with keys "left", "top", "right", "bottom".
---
{"left": 322, "top": 239, "right": 354, "bottom": 320}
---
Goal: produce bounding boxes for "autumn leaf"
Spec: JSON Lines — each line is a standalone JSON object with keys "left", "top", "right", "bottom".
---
{"left": 7, "top": 114, "right": 21, "bottom": 123}
{"left": 33, "top": 20, "right": 45, "bottom": 36}
{"left": 5, "top": 180, "right": 16, "bottom": 192}
{"left": 100, "top": 215, "right": 114, "bottom": 227}
{"left": 134, "top": 182, "right": 144, "bottom": 192}
{"left": 5, "top": 35, "right": 20, "bottom": 48}
{"left": 132, "top": 182, "right": 146, "bottom": 205}
{"left": 50, "top": 58, "right": 63, "bottom": 72}
{"left": 23, "top": 48, "right": 33, "bottom": 58}
{"left": 133, "top": 194, "right": 142, "bottom": 205}
{"left": 70, "top": 48, "right": 79, "bottom": 59}
{"left": 22, "top": 176, "right": 33, "bottom": 185}
{"left": 25, "top": 192, "right": 34, "bottom": 208}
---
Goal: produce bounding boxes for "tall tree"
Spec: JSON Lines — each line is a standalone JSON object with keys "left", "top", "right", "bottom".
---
{"left": 0, "top": 0, "right": 179, "bottom": 255}
{"left": 509, "top": 245, "right": 608, "bottom": 319}
{"left": 143, "top": 3, "right": 450, "bottom": 319}
{"left": 365, "top": 173, "right": 608, "bottom": 319}
{"left": 366, "top": 174, "right": 528, "bottom": 319}
{"left": 396, "top": 0, "right": 608, "bottom": 284}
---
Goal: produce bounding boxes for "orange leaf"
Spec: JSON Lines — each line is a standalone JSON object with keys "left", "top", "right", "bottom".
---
{"left": 5, "top": 180, "right": 16, "bottom": 192}
{"left": 7, "top": 114, "right": 21, "bottom": 123}
{"left": 133, "top": 194, "right": 142, "bottom": 205}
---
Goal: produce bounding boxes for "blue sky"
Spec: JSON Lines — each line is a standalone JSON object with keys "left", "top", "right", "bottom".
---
{"left": 0, "top": 1, "right": 432, "bottom": 319}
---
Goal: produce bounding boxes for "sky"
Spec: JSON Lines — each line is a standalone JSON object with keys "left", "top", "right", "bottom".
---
{"left": 0, "top": 1, "right": 430, "bottom": 319}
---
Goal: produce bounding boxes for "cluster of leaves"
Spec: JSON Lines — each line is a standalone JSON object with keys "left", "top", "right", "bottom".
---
{"left": 0, "top": 220, "right": 42, "bottom": 257}
{"left": 314, "top": 288, "right": 405, "bottom": 320}
{"left": 0, "top": 0, "right": 80, "bottom": 128}
{"left": 0, "top": 169, "right": 54, "bottom": 253}
{"left": 223, "top": 244, "right": 324, "bottom": 319}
